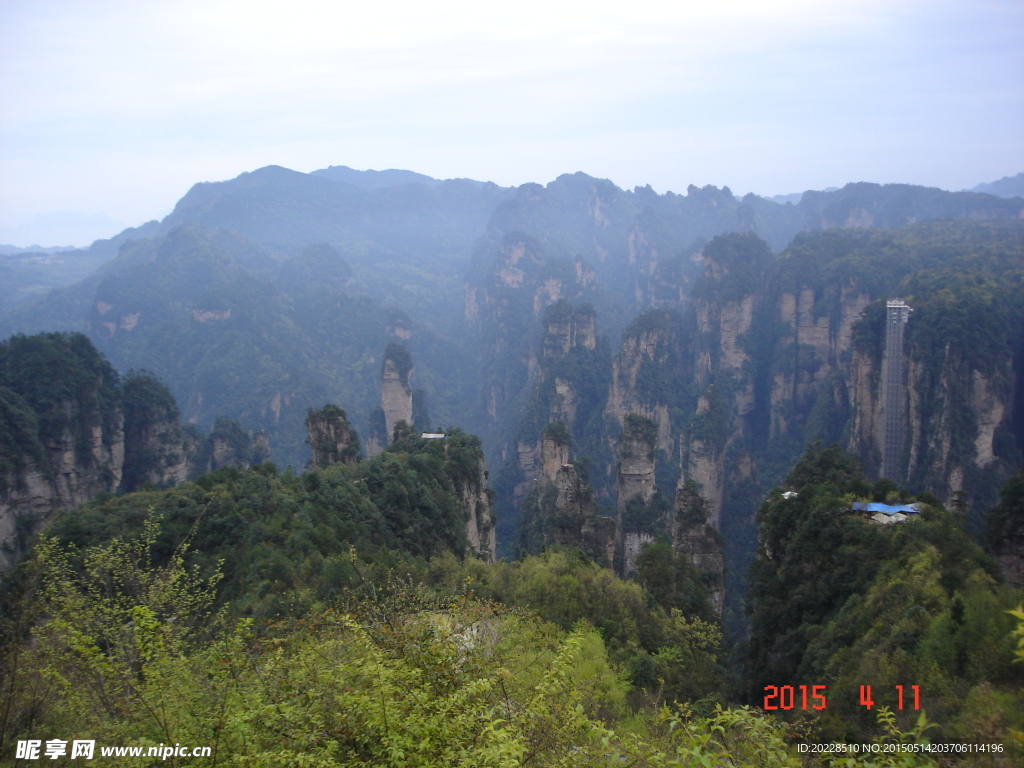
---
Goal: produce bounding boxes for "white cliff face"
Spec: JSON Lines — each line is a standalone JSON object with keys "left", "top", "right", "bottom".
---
{"left": 682, "top": 436, "right": 724, "bottom": 530}
{"left": 514, "top": 440, "right": 540, "bottom": 505}
{"left": 381, "top": 357, "right": 413, "bottom": 442}
{"left": 837, "top": 287, "right": 872, "bottom": 357}
{"left": 604, "top": 327, "right": 675, "bottom": 454}
{"left": 461, "top": 457, "right": 496, "bottom": 564}
{"left": 617, "top": 440, "right": 656, "bottom": 509}
{"left": 124, "top": 417, "right": 190, "bottom": 487}
{"left": 51, "top": 414, "right": 124, "bottom": 507}
{"left": 971, "top": 369, "right": 1005, "bottom": 469}
{"left": 552, "top": 463, "right": 616, "bottom": 566}
{"left": 905, "top": 350, "right": 1013, "bottom": 505}
{"left": 615, "top": 421, "right": 658, "bottom": 576}
{"left": 306, "top": 408, "right": 358, "bottom": 469}
{"left": 843, "top": 317, "right": 1016, "bottom": 510}
{"left": 671, "top": 483, "right": 725, "bottom": 615}
{"left": 769, "top": 285, "right": 872, "bottom": 444}
{"left": 364, "top": 434, "right": 384, "bottom": 459}
{"left": 717, "top": 295, "right": 755, "bottom": 372}
{"left": 540, "top": 432, "right": 570, "bottom": 484}
{"left": 845, "top": 348, "right": 885, "bottom": 470}
{"left": 0, "top": 400, "right": 126, "bottom": 571}
{"left": 0, "top": 462, "right": 56, "bottom": 570}
{"left": 520, "top": 422, "right": 615, "bottom": 565}
{"left": 620, "top": 532, "right": 655, "bottom": 578}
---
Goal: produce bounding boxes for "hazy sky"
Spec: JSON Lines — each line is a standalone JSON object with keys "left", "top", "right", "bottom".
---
{"left": 1, "top": 0, "right": 1022, "bottom": 246}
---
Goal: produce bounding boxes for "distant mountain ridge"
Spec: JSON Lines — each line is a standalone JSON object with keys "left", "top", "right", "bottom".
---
{"left": 310, "top": 164, "right": 444, "bottom": 188}
{"left": 0, "top": 244, "right": 79, "bottom": 256}
{"left": 969, "top": 172, "right": 1024, "bottom": 199}
{"left": 3, "top": 163, "right": 1023, "bottom": 475}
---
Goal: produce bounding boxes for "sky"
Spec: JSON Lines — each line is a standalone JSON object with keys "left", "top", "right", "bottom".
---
{"left": 1, "top": 0, "right": 1022, "bottom": 247}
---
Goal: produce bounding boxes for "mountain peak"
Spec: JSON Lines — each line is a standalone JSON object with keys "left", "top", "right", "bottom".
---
{"left": 310, "top": 165, "right": 441, "bottom": 189}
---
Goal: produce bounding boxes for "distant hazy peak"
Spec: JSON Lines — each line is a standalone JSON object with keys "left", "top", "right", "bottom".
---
{"left": 767, "top": 187, "right": 839, "bottom": 205}
{"left": 0, "top": 244, "right": 81, "bottom": 256}
{"left": 969, "top": 173, "right": 1024, "bottom": 199}
{"left": 311, "top": 165, "right": 442, "bottom": 189}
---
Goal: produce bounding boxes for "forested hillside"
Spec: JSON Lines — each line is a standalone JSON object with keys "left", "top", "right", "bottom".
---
{"left": 1, "top": 428, "right": 1021, "bottom": 763}
{"left": 747, "top": 445, "right": 1023, "bottom": 743}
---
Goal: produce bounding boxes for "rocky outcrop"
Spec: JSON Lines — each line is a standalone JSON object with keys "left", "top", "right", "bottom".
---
{"left": 538, "top": 303, "right": 598, "bottom": 431}
{"left": 617, "top": 415, "right": 657, "bottom": 509}
{"left": 542, "top": 303, "right": 596, "bottom": 358}
{"left": 121, "top": 415, "right": 191, "bottom": 490}
{"left": 670, "top": 482, "right": 725, "bottom": 615}
{"left": 504, "top": 302, "right": 607, "bottom": 517}
{"left": 616, "top": 414, "right": 660, "bottom": 576}
{"left": 540, "top": 423, "right": 571, "bottom": 483}
{"left": 604, "top": 310, "right": 681, "bottom": 455}
{"left": 679, "top": 392, "right": 727, "bottom": 529}
{"left": 0, "top": 458, "right": 53, "bottom": 570}
{"left": 519, "top": 422, "right": 615, "bottom": 564}
{"left": 497, "top": 223, "right": 1023, "bottom": 579}
{"left": 513, "top": 439, "right": 540, "bottom": 504}
{"left": 465, "top": 231, "right": 599, "bottom": 436}
{"left": 381, "top": 343, "right": 414, "bottom": 443}
{"left": 550, "top": 463, "right": 616, "bottom": 566}
{"left": 253, "top": 430, "right": 271, "bottom": 465}
{"left": 681, "top": 445, "right": 724, "bottom": 530}
{"left": 0, "top": 413, "right": 125, "bottom": 571}
{"left": 120, "top": 372, "right": 197, "bottom": 491}
{"left": 769, "top": 283, "right": 870, "bottom": 443}
{"left": 458, "top": 455, "right": 497, "bottom": 563}
{"left": 0, "top": 336, "right": 205, "bottom": 568}
{"left": 365, "top": 408, "right": 387, "bottom": 459}
{"left": 192, "top": 417, "right": 256, "bottom": 472}
{"left": 903, "top": 351, "right": 1013, "bottom": 506}
{"left": 306, "top": 405, "right": 360, "bottom": 468}
{"left": 0, "top": 335, "right": 126, "bottom": 569}
{"left": 844, "top": 348, "right": 885, "bottom": 470}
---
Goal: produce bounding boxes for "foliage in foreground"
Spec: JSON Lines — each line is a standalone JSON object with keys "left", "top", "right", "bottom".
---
{"left": 0, "top": 520, "right": 967, "bottom": 767}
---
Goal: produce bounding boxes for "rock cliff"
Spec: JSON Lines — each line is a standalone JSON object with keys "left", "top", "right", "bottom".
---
{"left": 457, "top": 453, "right": 497, "bottom": 563}
{"left": 381, "top": 342, "right": 414, "bottom": 444}
{"left": 519, "top": 422, "right": 614, "bottom": 564}
{"left": 670, "top": 482, "right": 726, "bottom": 614}
{"left": 191, "top": 417, "right": 265, "bottom": 473}
{"left": 120, "top": 371, "right": 195, "bottom": 491}
{"left": 615, "top": 414, "right": 662, "bottom": 576}
{"left": 604, "top": 309, "right": 685, "bottom": 456}
{"left": 0, "top": 334, "right": 197, "bottom": 569}
{"left": 305, "top": 405, "right": 361, "bottom": 468}
{"left": 497, "top": 300, "right": 611, "bottom": 548}
{"left": 842, "top": 297, "right": 1019, "bottom": 514}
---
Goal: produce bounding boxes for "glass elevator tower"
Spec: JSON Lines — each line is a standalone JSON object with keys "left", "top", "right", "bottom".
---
{"left": 882, "top": 300, "right": 911, "bottom": 480}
